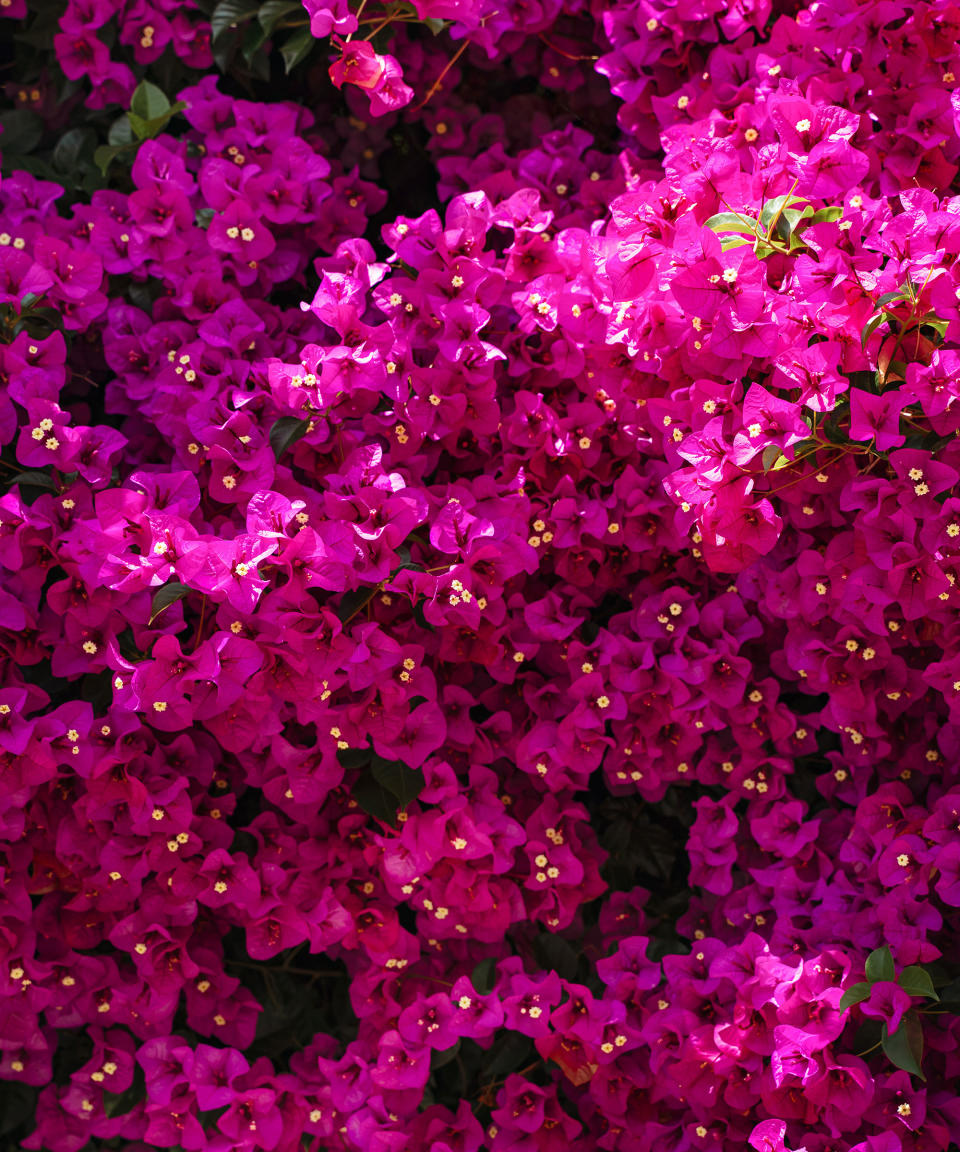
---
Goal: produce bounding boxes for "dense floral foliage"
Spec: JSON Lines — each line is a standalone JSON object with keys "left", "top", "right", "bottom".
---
{"left": 4, "top": 0, "right": 960, "bottom": 1150}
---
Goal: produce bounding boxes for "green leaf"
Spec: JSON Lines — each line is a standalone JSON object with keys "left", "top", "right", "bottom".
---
{"left": 370, "top": 756, "right": 425, "bottom": 807}
{"left": 93, "top": 144, "right": 126, "bottom": 176}
{"left": 129, "top": 102, "right": 187, "bottom": 142}
{"left": 471, "top": 956, "right": 497, "bottom": 995}
{"left": 882, "top": 1011, "right": 925, "bottom": 1081}
{"left": 258, "top": 0, "right": 303, "bottom": 33}
{"left": 128, "top": 112, "right": 152, "bottom": 140}
{"left": 7, "top": 470, "right": 55, "bottom": 492}
{"left": 754, "top": 240, "right": 778, "bottom": 260}
{"left": 759, "top": 192, "right": 804, "bottom": 233}
{"left": 130, "top": 80, "right": 170, "bottom": 120}
{"left": 424, "top": 16, "right": 447, "bottom": 32}
{"left": 103, "top": 1083, "right": 142, "bottom": 1118}
{"left": 533, "top": 932, "right": 580, "bottom": 981}
{"left": 861, "top": 312, "right": 888, "bottom": 348}
{"left": 431, "top": 1039, "right": 461, "bottom": 1070}
{"left": 484, "top": 1031, "right": 534, "bottom": 1078}
{"left": 876, "top": 289, "right": 907, "bottom": 308}
{"left": 897, "top": 966, "right": 939, "bottom": 1001}
{"left": 786, "top": 435, "right": 819, "bottom": 460}
{"left": 281, "top": 27, "right": 314, "bottom": 72}
{"left": 103, "top": 1065, "right": 146, "bottom": 1117}
{"left": 149, "top": 582, "right": 192, "bottom": 624}
{"left": 195, "top": 207, "right": 216, "bottom": 230}
{"left": 0, "top": 110, "right": 43, "bottom": 155}
{"left": 839, "top": 982, "right": 873, "bottom": 1012}
{"left": 351, "top": 774, "right": 402, "bottom": 824}
{"left": 336, "top": 746, "right": 373, "bottom": 770}
{"left": 213, "top": 27, "right": 238, "bottom": 71}
{"left": 13, "top": 6, "right": 60, "bottom": 50}
{"left": 720, "top": 234, "right": 754, "bottom": 251}
{"left": 108, "top": 115, "right": 135, "bottom": 147}
{"left": 865, "top": 945, "right": 895, "bottom": 984}
{"left": 269, "top": 416, "right": 310, "bottom": 460}
{"left": 809, "top": 206, "right": 844, "bottom": 224}
{"left": 211, "top": 0, "right": 260, "bottom": 41}
{"left": 52, "top": 127, "right": 97, "bottom": 173}
{"left": 705, "top": 211, "right": 756, "bottom": 236}
{"left": 336, "top": 586, "right": 374, "bottom": 624}
{"left": 0, "top": 1082, "right": 38, "bottom": 1137}
{"left": 248, "top": 39, "right": 273, "bottom": 80}
{"left": 775, "top": 207, "right": 807, "bottom": 238}
{"left": 242, "top": 18, "right": 269, "bottom": 63}
{"left": 761, "top": 444, "right": 783, "bottom": 472}
{"left": 922, "top": 316, "right": 949, "bottom": 339}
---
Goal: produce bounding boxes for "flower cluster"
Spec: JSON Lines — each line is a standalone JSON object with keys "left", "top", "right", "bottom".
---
{"left": 4, "top": 0, "right": 960, "bottom": 1150}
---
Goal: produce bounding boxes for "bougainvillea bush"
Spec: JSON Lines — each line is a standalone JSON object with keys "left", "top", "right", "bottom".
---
{"left": 6, "top": 0, "right": 960, "bottom": 1148}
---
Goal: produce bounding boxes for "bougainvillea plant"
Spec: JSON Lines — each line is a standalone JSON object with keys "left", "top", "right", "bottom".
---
{"left": 4, "top": 0, "right": 960, "bottom": 1150}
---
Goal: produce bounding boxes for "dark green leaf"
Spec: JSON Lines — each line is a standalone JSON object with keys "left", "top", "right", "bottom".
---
{"left": 8, "top": 470, "right": 56, "bottom": 492}
{"left": 14, "top": 8, "right": 60, "bottom": 50}
{"left": 211, "top": 0, "right": 260, "bottom": 40}
{"left": 103, "top": 1075, "right": 145, "bottom": 1117}
{"left": 815, "top": 405, "right": 848, "bottom": 440}
{"left": 839, "top": 982, "right": 873, "bottom": 1012}
{"left": 898, "top": 966, "right": 939, "bottom": 1001}
{"left": 431, "top": 1040, "right": 461, "bottom": 1070}
{"left": 0, "top": 110, "right": 43, "bottom": 155}
{"left": 865, "top": 945, "right": 895, "bottom": 984}
{"left": 149, "top": 582, "right": 192, "bottom": 624}
{"left": 0, "top": 1082, "right": 38, "bottom": 1136}
{"left": 351, "top": 774, "right": 401, "bottom": 824}
{"left": 130, "top": 80, "right": 170, "bottom": 120}
{"left": 876, "top": 289, "right": 907, "bottom": 308}
{"left": 195, "top": 207, "right": 216, "bottom": 230}
{"left": 281, "top": 27, "right": 314, "bottom": 72}
{"left": 248, "top": 39, "right": 273, "bottom": 80}
{"left": 117, "top": 627, "right": 146, "bottom": 662}
{"left": 533, "top": 932, "right": 580, "bottom": 981}
{"left": 52, "top": 126, "right": 97, "bottom": 173}
{"left": 370, "top": 756, "right": 425, "bottom": 807}
{"left": 80, "top": 670, "right": 114, "bottom": 711}
{"left": 242, "top": 18, "right": 269, "bottom": 63}
{"left": 336, "top": 586, "right": 374, "bottom": 624}
{"left": 882, "top": 1011, "right": 925, "bottom": 1080}
{"left": 337, "top": 746, "right": 373, "bottom": 770}
{"left": 258, "top": 0, "right": 303, "bottom": 34}
{"left": 484, "top": 1032, "right": 533, "bottom": 1079}
{"left": 471, "top": 956, "right": 497, "bottom": 995}
{"left": 269, "top": 415, "right": 310, "bottom": 460}
{"left": 424, "top": 16, "right": 447, "bottom": 32}
{"left": 213, "top": 27, "right": 238, "bottom": 71}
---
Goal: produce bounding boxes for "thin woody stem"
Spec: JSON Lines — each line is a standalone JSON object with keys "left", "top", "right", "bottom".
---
{"left": 410, "top": 36, "right": 471, "bottom": 110}
{"left": 536, "top": 32, "right": 598, "bottom": 60}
